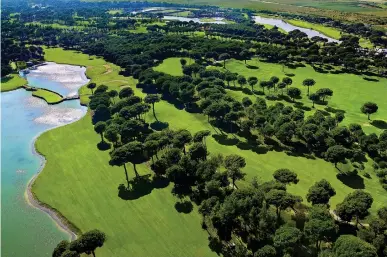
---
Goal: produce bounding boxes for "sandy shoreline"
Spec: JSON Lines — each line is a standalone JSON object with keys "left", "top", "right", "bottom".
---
{"left": 22, "top": 62, "right": 90, "bottom": 242}
{"left": 27, "top": 62, "right": 90, "bottom": 97}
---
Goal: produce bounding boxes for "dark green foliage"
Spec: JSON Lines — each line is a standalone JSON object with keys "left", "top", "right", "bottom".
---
{"left": 361, "top": 102, "right": 378, "bottom": 120}
{"left": 254, "top": 245, "right": 276, "bottom": 257}
{"left": 52, "top": 240, "right": 69, "bottom": 257}
{"left": 273, "top": 168, "right": 299, "bottom": 185}
{"left": 119, "top": 87, "right": 134, "bottom": 99}
{"left": 287, "top": 87, "right": 301, "bottom": 102}
{"left": 333, "top": 235, "right": 377, "bottom": 257}
{"left": 70, "top": 230, "right": 106, "bottom": 256}
{"left": 87, "top": 83, "right": 96, "bottom": 94}
{"left": 336, "top": 190, "right": 373, "bottom": 226}
{"left": 325, "top": 145, "right": 348, "bottom": 168}
{"left": 273, "top": 226, "right": 302, "bottom": 255}
{"left": 307, "top": 179, "right": 336, "bottom": 205}
{"left": 304, "top": 206, "right": 337, "bottom": 250}
{"left": 94, "top": 121, "right": 106, "bottom": 142}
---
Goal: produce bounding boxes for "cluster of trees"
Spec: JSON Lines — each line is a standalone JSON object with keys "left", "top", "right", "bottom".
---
{"left": 4, "top": 0, "right": 387, "bottom": 80}
{"left": 87, "top": 83, "right": 386, "bottom": 257}
{"left": 52, "top": 230, "right": 106, "bottom": 257}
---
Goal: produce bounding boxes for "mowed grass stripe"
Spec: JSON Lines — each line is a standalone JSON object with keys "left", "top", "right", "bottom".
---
{"left": 33, "top": 48, "right": 215, "bottom": 257}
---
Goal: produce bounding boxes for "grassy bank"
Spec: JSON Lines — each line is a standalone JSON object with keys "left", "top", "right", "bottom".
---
{"left": 32, "top": 89, "right": 63, "bottom": 104}
{"left": 1, "top": 74, "right": 27, "bottom": 92}
{"left": 33, "top": 47, "right": 216, "bottom": 257}
{"left": 33, "top": 48, "right": 387, "bottom": 256}
{"left": 286, "top": 19, "right": 341, "bottom": 39}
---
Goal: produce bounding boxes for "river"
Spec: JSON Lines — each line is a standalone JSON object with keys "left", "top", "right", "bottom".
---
{"left": 1, "top": 63, "right": 88, "bottom": 257}
{"left": 253, "top": 15, "right": 339, "bottom": 42}
{"left": 163, "top": 16, "right": 227, "bottom": 24}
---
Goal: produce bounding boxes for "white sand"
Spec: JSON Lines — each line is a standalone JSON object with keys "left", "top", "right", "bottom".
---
{"left": 34, "top": 106, "right": 85, "bottom": 126}
{"left": 28, "top": 62, "right": 90, "bottom": 95}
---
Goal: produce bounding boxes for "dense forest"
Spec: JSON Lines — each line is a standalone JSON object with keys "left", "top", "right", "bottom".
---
{"left": 2, "top": 0, "right": 387, "bottom": 257}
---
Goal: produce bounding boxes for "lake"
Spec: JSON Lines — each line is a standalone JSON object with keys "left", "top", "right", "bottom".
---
{"left": 1, "top": 63, "right": 88, "bottom": 257}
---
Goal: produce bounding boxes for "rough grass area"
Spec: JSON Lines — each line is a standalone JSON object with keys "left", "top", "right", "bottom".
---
{"left": 32, "top": 89, "right": 63, "bottom": 104}
{"left": 1, "top": 74, "right": 27, "bottom": 92}
{"left": 154, "top": 57, "right": 195, "bottom": 76}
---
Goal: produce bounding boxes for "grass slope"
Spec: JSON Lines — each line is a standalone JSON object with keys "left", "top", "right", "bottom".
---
{"left": 33, "top": 49, "right": 387, "bottom": 257}
{"left": 286, "top": 19, "right": 342, "bottom": 39}
{"left": 154, "top": 57, "right": 387, "bottom": 213}
{"left": 33, "top": 48, "right": 215, "bottom": 257}
{"left": 44, "top": 47, "right": 136, "bottom": 104}
{"left": 286, "top": 19, "right": 374, "bottom": 48}
{"left": 213, "top": 58, "right": 387, "bottom": 135}
{"left": 32, "top": 89, "right": 63, "bottom": 104}
{"left": 154, "top": 57, "right": 194, "bottom": 76}
{"left": 33, "top": 114, "right": 214, "bottom": 257}
{"left": 1, "top": 74, "right": 27, "bottom": 92}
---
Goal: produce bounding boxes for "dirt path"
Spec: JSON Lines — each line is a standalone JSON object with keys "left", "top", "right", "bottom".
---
{"left": 103, "top": 64, "right": 113, "bottom": 74}
{"left": 329, "top": 210, "right": 369, "bottom": 227}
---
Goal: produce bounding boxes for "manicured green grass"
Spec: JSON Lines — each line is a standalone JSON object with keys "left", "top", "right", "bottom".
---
{"left": 33, "top": 114, "right": 215, "bottom": 257}
{"left": 32, "top": 89, "right": 63, "bottom": 104}
{"left": 200, "top": 18, "right": 235, "bottom": 24}
{"left": 286, "top": 19, "right": 342, "bottom": 39}
{"left": 34, "top": 48, "right": 216, "bottom": 257}
{"left": 1, "top": 74, "right": 27, "bottom": 92}
{"left": 26, "top": 21, "right": 85, "bottom": 30}
{"left": 128, "top": 22, "right": 166, "bottom": 33}
{"left": 107, "top": 9, "right": 123, "bottom": 15}
{"left": 154, "top": 57, "right": 195, "bottom": 76}
{"left": 261, "top": 23, "right": 287, "bottom": 33}
{"left": 285, "top": 19, "right": 374, "bottom": 48}
{"left": 43, "top": 47, "right": 134, "bottom": 104}
{"left": 212, "top": 58, "right": 387, "bottom": 135}
{"left": 172, "top": 11, "right": 192, "bottom": 17}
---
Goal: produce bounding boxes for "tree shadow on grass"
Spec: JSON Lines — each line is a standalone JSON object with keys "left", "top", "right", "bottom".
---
{"left": 150, "top": 121, "right": 169, "bottom": 131}
{"left": 212, "top": 134, "right": 239, "bottom": 146}
{"left": 294, "top": 102, "right": 312, "bottom": 111}
{"left": 363, "top": 77, "right": 379, "bottom": 82}
{"left": 118, "top": 174, "right": 169, "bottom": 200}
{"left": 325, "top": 106, "right": 346, "bottom": 114}
{"left": 174, "top": 200, "right": 193, "bottom": 214}
{"left": 246, "top": 64, "right": 259, "bottom": 69}
{"left": 371, "top": 120, "right": 387, "bottom": 129}
{"left": 336, "top": 173, "right": 365, "bottom": 189}
{"left": 208, "top": 236, "right": 223, "bottom": 255}
{"left": 97, "top": 141, "right": 111, "bottom": 151}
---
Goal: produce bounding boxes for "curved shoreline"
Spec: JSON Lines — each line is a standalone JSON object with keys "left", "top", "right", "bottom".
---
{"left": 11, "top": 62, "right": 91, "bottom": 244}
{"left": 24, "top": 110, "right": 87, "bottom": 241}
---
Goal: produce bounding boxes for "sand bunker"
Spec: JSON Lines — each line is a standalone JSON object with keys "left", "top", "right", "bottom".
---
{"left": 34, "top": 106, "right": 85, "bottom": 126}
{"left": 27, "top": 62, "right": 90, "bottom": 95}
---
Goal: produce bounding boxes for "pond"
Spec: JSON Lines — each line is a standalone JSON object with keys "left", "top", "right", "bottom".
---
{"left": 163, "top": 16, "right": 227, "bottom": 24}
{"left": 1, "top": 63, "right": 88, "bottom": 257}
{"left": 253, "top": 15, "right": 340, "bottom": 43}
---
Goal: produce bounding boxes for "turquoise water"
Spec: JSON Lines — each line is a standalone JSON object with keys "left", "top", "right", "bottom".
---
{"left": 1, "top": 78, "right": 86, "bottom": 256}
